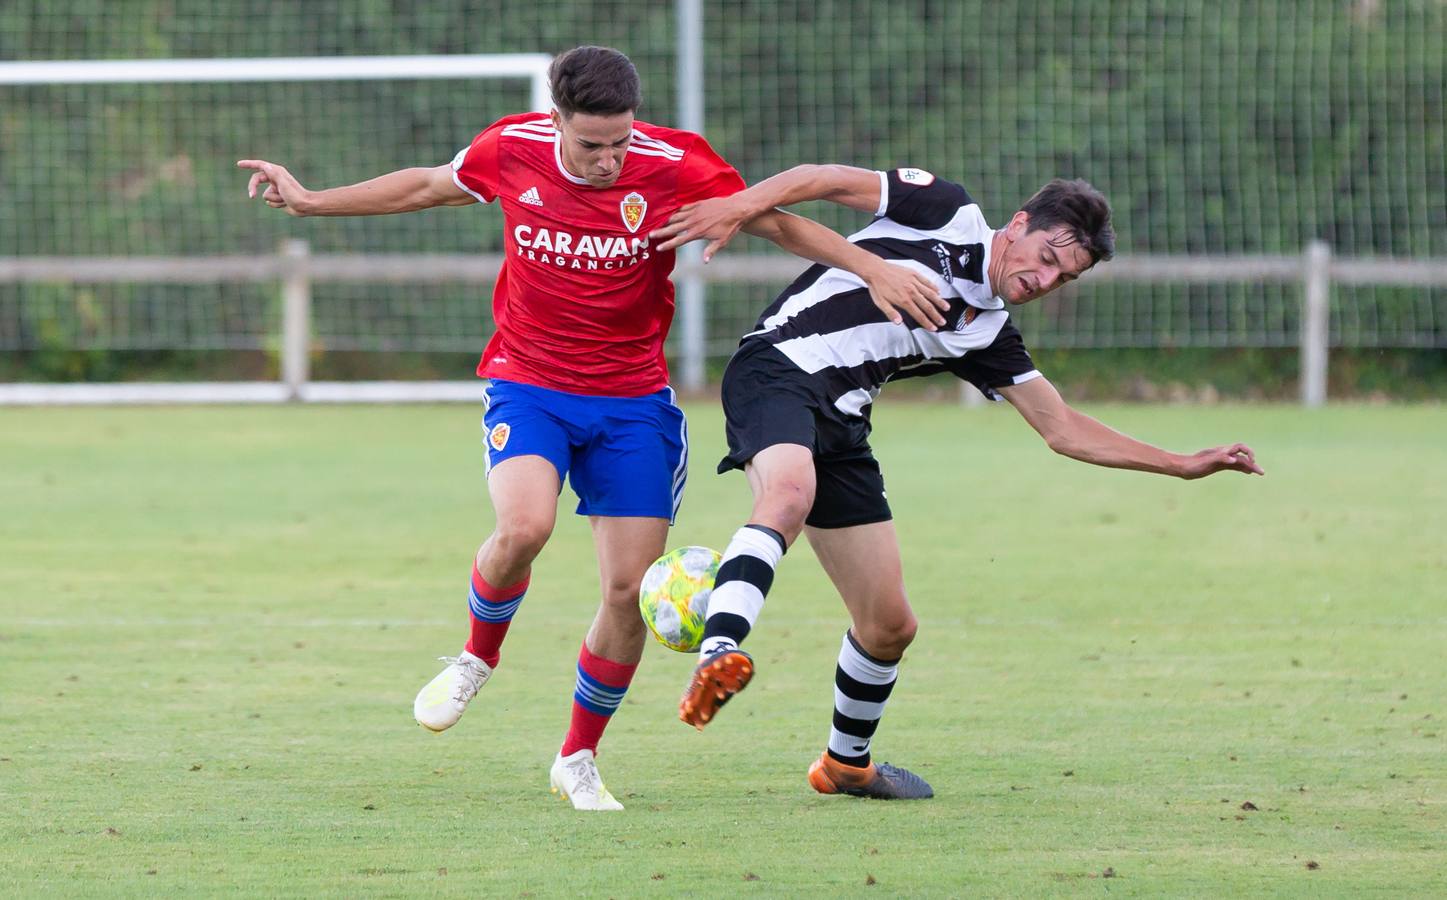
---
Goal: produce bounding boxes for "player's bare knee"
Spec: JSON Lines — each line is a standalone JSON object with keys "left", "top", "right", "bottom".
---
{"left": 857, "top": 610, "right": 917, "bottom": 659}
{"left": 893, "top": 611, "right": 919, "bottom": 649}
{"left": 754, "top": 482, "right": 813, "bottom": 539}
{"left": 599, "top": 572, "right": 644, "bottom": 610}
{"left": 487, "top": 515, "right": 553, "bottom": 567}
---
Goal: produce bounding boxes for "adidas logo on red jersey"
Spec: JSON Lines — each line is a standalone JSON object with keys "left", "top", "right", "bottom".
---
{"left": 518, "top": 186, "right": 544, "bottom": 207}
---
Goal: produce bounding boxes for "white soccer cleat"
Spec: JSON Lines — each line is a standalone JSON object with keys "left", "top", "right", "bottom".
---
{"left": 413, "top": 650, "right": 492, "bottom": 732}
{"left": 549, "top": 749, "right": 624, "bottom": 811}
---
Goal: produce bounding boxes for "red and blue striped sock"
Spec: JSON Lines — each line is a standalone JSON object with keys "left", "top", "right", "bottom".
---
{"left": 560, "top": 643, "right": 638, "bottom": 757}
{"left": 464, "top": 565, "right": 528, "bottom": 669}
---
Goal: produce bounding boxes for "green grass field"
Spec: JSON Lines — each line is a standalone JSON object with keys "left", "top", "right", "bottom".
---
{"left": 2, "top": 401, "right": 1443, "bottom": 897}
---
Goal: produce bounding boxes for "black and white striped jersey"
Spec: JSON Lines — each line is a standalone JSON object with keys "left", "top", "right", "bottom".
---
{"left": 745, "top": 167, "right": 1042, "bottom": 418}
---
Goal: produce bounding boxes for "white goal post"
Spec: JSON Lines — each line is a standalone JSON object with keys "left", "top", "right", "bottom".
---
{"left": 0, "top": 54, "right": 553, "bottom": 109}
{"left": 0, "top": 53, "right": 552, "bottom": 406}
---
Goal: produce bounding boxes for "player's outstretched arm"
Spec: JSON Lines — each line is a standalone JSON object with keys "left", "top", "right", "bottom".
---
{"left": 999, "top": 376, "right": 1264, "bottom": 479}
{"left": 650, "top": 162, "right": 947, "bottom": 329}
{"left": 652, "top": 164, "right": 881, "bottom": 259}
{"left": 236, "top": 160, "right": 475, "bottom": 217}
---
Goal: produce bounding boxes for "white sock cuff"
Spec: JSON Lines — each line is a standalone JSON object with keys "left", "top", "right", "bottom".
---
{"left": 838, "top": 632, "right": 898, "bottom": 685}
{"left": 726, "top": 525, "right": 785, "bottom": 566}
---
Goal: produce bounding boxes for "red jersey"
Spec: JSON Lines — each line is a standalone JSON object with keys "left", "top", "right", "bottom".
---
{"left": 451, "top": 113, "right": 746, "bottom": 396}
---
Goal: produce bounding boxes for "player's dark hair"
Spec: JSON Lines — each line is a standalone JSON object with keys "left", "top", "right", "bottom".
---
{"left": 549, "top": 46, "right": 641, "bottom": 117}
{"left": 1019, "top": 179, "right": 1116, "bottom": 266}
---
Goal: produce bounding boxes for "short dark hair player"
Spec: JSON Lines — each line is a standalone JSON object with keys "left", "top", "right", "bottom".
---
{"left": 239, "top": 52, "right": 942, "bottom": 811}
{"left": 652, "top": 166, "right": 1263, "bottom": 799}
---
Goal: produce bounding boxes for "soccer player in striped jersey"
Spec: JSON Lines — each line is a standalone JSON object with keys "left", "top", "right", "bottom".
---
{"left": 653, "top": 166, "right": 1263, "bottom": 799}
{"left": 238, "top": 50, "right": 942, "bottom": 811}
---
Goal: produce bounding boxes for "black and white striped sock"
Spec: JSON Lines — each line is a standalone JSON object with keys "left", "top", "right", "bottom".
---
{"left": 827, "top": 630, "right": 899, "bottom": 768}
{"left": 698, "top": 524, "right": 786, "bottom": 658}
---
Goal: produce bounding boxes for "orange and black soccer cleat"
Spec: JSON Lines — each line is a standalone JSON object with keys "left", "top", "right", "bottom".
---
{"left": 807, "top": 751, "right": 934, "bottom": 800}
{"left": 679, "top": 648, "right": 754, "bottom": 730}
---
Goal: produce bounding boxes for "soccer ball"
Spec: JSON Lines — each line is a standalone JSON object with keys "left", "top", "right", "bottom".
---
{"left": 638, "top": 545, "right": 721, "bottom": 652}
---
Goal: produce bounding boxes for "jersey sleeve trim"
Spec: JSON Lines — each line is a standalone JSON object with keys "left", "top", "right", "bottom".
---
{"left": 881, "top": 169, "right": 974, "bottom": 231}
{"left": 450, "top": 147, "right": 489, "bottom": 203}
{"left": 629, "top": 129, "right": 686, "bottom": 161}
{"left": 978, "top": 369, "right": 1042, "bottom": 402}
{"left": 873, "top": 170, "right": 888, "bottom": 217}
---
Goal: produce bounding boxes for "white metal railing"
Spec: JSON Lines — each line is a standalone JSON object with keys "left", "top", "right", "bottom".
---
{"left": 2, "top": 241, "right": 1445, "bottom": 406}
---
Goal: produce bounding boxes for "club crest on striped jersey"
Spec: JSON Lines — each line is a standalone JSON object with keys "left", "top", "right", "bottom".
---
{"left": 620, "top": 192, "right": 647, "bottom": 233}
{"left": 897, "top": 167, "right": 935, "bottom": 185}
{"left": 956, "top": 305, "right": 979, "bottom": 332}
{"left": 489, "top": 422, "right": 510, "bottom": 452}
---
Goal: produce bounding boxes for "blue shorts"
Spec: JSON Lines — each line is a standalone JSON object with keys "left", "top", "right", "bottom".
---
{"left": 481, "top": 379, "right": 688, "bottom": 522}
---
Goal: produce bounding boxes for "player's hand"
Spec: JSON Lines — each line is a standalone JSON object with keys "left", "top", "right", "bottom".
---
{"left": 650, "top": 197, "right": 752, "bottom": 260}
{"left": 860, "top": 259, "right": 949, "bottom": 330}
{"left": 1178, "top": 443, "right": 1264, "bottom": 479}
{"left": 237, "top": 159, "right": 312, "bottom": 216}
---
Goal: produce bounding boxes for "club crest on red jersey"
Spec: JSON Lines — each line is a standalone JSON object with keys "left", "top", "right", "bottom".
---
{"left": 620, "top": 192, "right": 647, "bottom": 233}
{"left": 489, "top": 422, "right": 510, "bottom": 452}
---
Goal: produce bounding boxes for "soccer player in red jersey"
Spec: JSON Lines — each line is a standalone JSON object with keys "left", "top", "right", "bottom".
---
{"left": 238, "top": 46, "right": 944, "bottom": 810}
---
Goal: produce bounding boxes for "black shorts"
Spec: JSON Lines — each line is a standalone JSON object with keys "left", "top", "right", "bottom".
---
{"left": 716, "top": 340, "right": 892, "bottom": 530}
